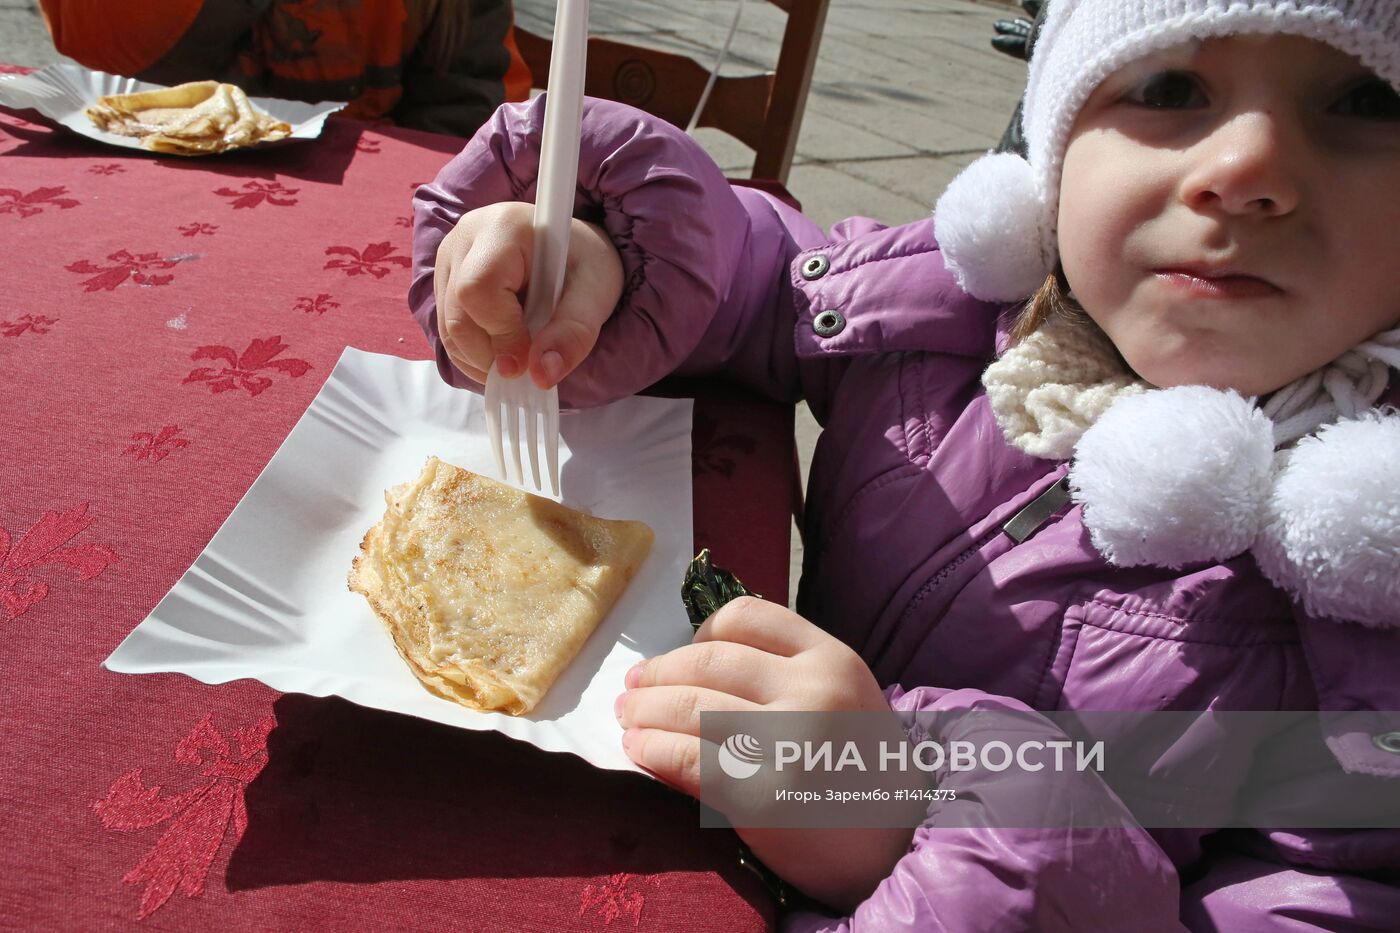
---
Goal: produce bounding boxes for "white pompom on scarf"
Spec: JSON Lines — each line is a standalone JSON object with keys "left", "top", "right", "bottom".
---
{"left": 987, "top": 318, "right": 1400, "bottom": 627}
{"left": 1070, "top": 388, "right": 1276, "bottom": 569}
{"left": 1254, "top": 413, "right": 1400, "bottom": 628}
{"left": 1066, "top": 328, "right": 1400, "bottom": 627}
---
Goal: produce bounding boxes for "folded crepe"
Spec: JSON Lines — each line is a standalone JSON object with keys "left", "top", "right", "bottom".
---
{"left": 348, "top": 457, "right": 654, "bottom": 715}
{"left": 84, "top": 80, "right": 291, "bottom": 154}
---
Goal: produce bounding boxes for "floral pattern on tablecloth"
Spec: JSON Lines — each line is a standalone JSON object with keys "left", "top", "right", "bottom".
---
{"left": 0, "top": 503, "right": 119, "bottom": 621}
{"left": 94, "top": 714, "right": 277, "bottom": 919}
{"left": 1, "top": 184, "right": 79, "bottom": 217}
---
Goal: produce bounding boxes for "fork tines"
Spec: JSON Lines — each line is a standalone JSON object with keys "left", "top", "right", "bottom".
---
{"left": 484, "top": 368, "right": 560, "bottom": 496}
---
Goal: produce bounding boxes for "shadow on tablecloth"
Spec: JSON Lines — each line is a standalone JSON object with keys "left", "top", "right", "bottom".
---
{"left": 0, "top": 114, "right": 464, "bottom": 186}
{"left": 226, "top": 694, "right": 771, "bottom": 899}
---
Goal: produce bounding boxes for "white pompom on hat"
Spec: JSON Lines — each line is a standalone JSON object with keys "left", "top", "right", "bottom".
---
{"left": 935, "top": 0, "right": 1400, "bottom": 302}
{"left": 932, "top": 153, "right": 1049, "bottom": 302}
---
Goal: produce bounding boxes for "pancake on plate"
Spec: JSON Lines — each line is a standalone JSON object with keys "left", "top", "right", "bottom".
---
{"left": 84, "top": 80, "right": 291, "bottom": 154}
{"left": 349, "top": 457, "right": 654, "bottom": 715}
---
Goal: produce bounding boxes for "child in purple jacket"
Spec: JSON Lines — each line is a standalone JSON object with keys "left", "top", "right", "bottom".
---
{"left": 411, "top": 0, "right": 1400, "bottom": 927}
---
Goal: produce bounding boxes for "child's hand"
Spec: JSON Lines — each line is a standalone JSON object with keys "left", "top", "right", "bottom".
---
{"left": 616, "top": 596, "right": 916, "bottom": 912}
{"left": 433, "top": 201, "right": 624, "bottom": 389}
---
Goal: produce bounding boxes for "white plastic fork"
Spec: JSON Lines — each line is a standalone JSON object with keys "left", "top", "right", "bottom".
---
{"left": 484, "top": 0, "right": 589, "bottom": 498}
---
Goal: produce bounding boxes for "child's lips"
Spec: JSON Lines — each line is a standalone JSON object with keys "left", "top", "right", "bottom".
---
{"left": 1154, "top": 267, "right": 1283, "bottom": 300}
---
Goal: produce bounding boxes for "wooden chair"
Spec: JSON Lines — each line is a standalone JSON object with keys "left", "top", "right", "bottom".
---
{"left": 513, "top": 0, "right": 830, "bottom": 186}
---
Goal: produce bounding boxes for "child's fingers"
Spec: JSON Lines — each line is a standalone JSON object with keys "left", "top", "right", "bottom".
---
{"left": 629, "top": 641, "right": 783, "bottom": 704}
{"left": 436, "top": 266, "right": 492, "bottom": 384}
{"left": 622, "top": 727, "right": 703, "bottom": 797}
{"left": 445, "top": 233, "right": 533, "bottom": 376}
{"left": 694, "top": 596, "right": 825, "bottom": 657}
{"left": 435, "top": 237, "right": 483, "bottom": 381}
{"left": 616, "top": 684, "right": 762, "bottom": 737}
{"left": 526, "top": 309, "right": 604, "bottom": 389}
{"left": 527, "top": 220, "right": 624, "bottom": 388}
{"left": 433, "top": 210, "right": 508, "bottom": 379}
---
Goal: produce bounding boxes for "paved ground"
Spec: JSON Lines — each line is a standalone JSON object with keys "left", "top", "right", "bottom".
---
{"left": 0, "top": 0, "right": 1028, "bottom": 603}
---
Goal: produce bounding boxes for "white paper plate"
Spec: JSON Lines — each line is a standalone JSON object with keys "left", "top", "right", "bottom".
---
{"left": 0, "top": 63, "right": 344, "bottom": 153}
{"left": 104, "top": 348, "right": 696, "bottom": 772}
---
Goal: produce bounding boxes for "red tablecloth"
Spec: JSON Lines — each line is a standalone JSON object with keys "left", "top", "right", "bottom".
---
{"left": 0, "top": 73, "right": 795, "bottom": 930}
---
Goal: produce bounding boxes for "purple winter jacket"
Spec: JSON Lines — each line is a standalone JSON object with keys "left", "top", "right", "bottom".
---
{"left": 409, "top": 97, "right": 1400, "bottom": 931}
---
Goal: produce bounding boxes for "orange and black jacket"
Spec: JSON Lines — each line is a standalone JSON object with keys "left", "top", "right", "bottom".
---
{"left": 40, "top": 0, "right": 532, "bottom": 137}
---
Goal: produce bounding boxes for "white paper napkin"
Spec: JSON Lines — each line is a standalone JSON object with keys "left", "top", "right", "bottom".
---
{"left": 104, "top": 347, "right": 695, "bottom": 772}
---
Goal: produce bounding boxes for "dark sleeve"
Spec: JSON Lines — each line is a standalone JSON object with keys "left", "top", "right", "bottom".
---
{"left": 135, "top": 0, "right": 268, "bottom": 88}
{"left": 394, "top": 0, "right": 515, "bottom": 137}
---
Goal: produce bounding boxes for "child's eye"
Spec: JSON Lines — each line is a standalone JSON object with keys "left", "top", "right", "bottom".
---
{"left": 1123, "top": 72, "right": 1207, "bottom": 109}
{"left": 1331, "top": 80, "right": 1400, "bottom": 120}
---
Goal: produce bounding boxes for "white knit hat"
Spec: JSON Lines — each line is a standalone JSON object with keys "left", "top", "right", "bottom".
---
{"left": 935, "top": 0, "right": 1400, "bottom": 302}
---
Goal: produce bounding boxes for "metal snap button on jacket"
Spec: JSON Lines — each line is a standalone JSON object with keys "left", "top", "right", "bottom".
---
{"left": 813, "top": 309, "right": 846, "bottom": 337}
{"left": 800, "top": 255, "right": 830, "bottom": 280}
{"left": 1373, "top": 731, "right": 1400, "bottom": 753}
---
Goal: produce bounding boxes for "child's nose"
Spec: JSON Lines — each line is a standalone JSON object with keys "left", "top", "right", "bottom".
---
{"left": 1178, "top": 111, "right": 1302, "bottom": 218}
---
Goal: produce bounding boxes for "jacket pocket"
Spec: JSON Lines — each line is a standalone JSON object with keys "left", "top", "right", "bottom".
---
{"left": 1059, "top": 596, "right": 1303, "bottom": 711}
{"left": 1033, "top": 603, "right": 1085, "bottom": 711}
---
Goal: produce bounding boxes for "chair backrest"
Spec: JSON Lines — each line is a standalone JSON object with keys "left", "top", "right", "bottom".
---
{"left": 513, "top": 0, "right": 829, "bottom": 185}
